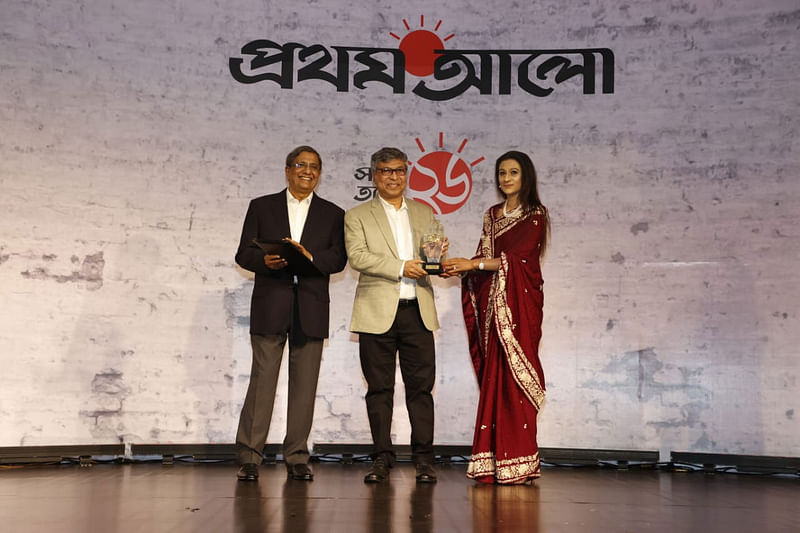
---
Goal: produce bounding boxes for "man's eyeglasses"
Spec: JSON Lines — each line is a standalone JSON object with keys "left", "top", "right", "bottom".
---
{"left": 376, "top": 167, "right": 407, "bottom": 177}
{"left": 292, "top": 162, "right": 320, "bottom": 171}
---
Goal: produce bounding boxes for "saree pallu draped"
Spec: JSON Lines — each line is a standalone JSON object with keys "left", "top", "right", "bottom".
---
{"left": 462, "top": 204, "right": 547, "bottom": 484}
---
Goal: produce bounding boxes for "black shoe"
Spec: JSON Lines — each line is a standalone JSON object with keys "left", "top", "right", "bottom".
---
{"left": 364, "top": 457, "right": 389, "bottom": 483}
{"left": 237, "top": 463, "right": 259, "bottom": 481}
{"left": 415, "top": 463, "right": 437, "bottom": 483}
{"left": 287, "top": 463, "right": 314, "bottom": 481}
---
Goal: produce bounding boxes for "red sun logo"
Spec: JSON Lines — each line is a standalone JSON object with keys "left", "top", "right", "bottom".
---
{"left": 390, "top": 15, "right": 454, "bottom": 77}
{"left": 407, "top": 133, "right": 484, "bottom": 215}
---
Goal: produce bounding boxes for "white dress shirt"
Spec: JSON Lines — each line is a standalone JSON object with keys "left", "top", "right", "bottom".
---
{"left": 378, "top": 195, "right": 417, "bottom": 299}
{"left": 287, "top": 189, "right": 313, "bottom": 241}
{"left": 287, "top": 190, "right": 313, "bottom": 283}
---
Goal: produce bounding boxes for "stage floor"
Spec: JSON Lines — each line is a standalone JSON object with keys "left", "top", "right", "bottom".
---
{"left": 0, "top": 461, "right": 797, "bottom": 532}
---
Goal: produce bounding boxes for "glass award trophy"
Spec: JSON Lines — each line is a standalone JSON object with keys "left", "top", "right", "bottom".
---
{"left": 421, "top": 221, "right": 445, "bottom": 275}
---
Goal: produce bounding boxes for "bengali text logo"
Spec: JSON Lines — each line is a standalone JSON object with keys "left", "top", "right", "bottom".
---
{"left": 230, "top": 15, "right": 614, "bottom": 101}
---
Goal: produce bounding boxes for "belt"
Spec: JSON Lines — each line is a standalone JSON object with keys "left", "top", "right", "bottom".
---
{"left": 398, "top": 298, "right": 418, "bottom": 306}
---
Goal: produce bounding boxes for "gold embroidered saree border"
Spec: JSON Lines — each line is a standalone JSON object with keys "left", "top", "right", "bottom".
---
{"left": 493, "top": 253, "right": 546, "bottom": 410}
{"left": 466, "top": 451, "right": 541, "bottom": 483}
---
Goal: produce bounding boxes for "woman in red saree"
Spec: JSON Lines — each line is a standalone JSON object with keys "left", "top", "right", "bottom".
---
{"left": 444, "top": 151, "right": 549, "bottom": 484}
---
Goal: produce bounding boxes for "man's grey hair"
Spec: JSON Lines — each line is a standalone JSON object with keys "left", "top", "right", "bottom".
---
{"left": 370, "top": 147, "right": 408, "bottom": 174}
{"left": 285, "top": 145, "right": 322, "bottom": 169}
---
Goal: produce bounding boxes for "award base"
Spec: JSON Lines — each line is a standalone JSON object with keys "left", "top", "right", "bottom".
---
{"left": 422, "top": 262, "right": 443, "bottom": 275}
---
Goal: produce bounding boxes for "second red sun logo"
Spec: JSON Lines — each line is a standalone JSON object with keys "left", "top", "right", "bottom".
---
{"left": 407, "top": 133, "right": 484, "bottom": 215}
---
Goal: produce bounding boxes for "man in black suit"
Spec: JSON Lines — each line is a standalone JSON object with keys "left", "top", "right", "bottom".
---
{"left": 234, "top": 145, "right": 347, "bottom": 482}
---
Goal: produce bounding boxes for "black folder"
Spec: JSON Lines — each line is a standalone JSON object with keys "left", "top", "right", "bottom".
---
{"left": 252, "top": 238, "right": 322, "bottom": 277}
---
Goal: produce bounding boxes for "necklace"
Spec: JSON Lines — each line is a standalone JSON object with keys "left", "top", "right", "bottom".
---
{"left": 503, "top": 201, "right": 522, "bottom": 217}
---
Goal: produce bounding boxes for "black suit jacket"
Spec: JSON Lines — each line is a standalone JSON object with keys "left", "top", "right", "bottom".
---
{"left": 235, "top": 189, "right": 347, "bottom": 339}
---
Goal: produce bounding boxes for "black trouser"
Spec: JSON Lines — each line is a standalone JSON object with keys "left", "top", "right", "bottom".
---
{"left": 359, "top": 300, "right": 436, "bottom": 466}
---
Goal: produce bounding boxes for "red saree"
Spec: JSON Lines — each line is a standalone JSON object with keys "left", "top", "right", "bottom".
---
{"left": 462, "top": 204, "right": 547, "bottom": 484}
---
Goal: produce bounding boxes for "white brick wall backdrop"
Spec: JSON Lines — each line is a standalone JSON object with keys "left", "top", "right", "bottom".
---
{"left": 1, "top": 0, "right": 798, "bottom": 458}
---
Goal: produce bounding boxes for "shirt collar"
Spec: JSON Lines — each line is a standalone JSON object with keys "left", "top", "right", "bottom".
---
{"left": 377, "top": 194, "right": 407, "bottom": 212}
{"left": 287, "top": 189, "right": 313, "bottom": 206}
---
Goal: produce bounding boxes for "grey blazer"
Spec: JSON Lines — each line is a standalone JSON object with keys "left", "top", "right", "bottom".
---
{"left": 344, "top": 196, "right": 440, "bottom": 334}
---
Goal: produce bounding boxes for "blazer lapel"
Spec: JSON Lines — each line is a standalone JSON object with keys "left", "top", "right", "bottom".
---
{"left": 370, "top": 197, "right": 399, "bottom": 258}
{"left": 300, "top": 193, "right": 322, "bottom": 245}
{"left": 274, "top": 189, "right": 291, "bottom": 238}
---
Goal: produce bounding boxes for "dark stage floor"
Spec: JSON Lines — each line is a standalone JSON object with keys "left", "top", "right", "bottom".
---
{"left": 0, "top": 461, "right": 797, "bottom": 532}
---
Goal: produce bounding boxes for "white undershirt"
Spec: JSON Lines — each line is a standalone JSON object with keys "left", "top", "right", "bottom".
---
{"left": 378, "top": 195, "right": 417, "bottom": 299}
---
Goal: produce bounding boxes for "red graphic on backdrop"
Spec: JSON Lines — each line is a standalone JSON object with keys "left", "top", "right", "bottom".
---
{"left": 390, "top": 15, "right": 455, "bottom": 77}
{"left": 407, "top": 133, "right": 484, "bottom": 215}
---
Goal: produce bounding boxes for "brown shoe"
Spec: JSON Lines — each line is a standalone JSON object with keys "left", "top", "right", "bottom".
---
{"left": 287, "top": 463, "right": 314, "bottom": 481}
{"left": 237, "top": 463, "right": 259, "bottom": 481}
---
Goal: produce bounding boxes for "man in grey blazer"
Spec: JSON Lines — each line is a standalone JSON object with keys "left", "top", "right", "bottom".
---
{"left": 344, "top": 147, "right": 442, "bottom": 484}
{"left": 234, "top": 145, "right": 347, "bottom": 482}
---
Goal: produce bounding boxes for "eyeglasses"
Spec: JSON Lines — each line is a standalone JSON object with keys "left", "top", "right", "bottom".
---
{"left": 376, "top": 167, "right": 407, "bottom": 177}
{"left": 292, "top": 162, "right": 320, "bottom": 171}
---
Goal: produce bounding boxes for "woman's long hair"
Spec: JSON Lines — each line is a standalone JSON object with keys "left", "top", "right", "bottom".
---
{"left": 495, "top": 150, "right": 550, "bottom": 257}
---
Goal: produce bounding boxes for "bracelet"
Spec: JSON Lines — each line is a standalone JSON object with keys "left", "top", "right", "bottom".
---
{"left": 478, "top": 261, "right": 485, "bottom": 271}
